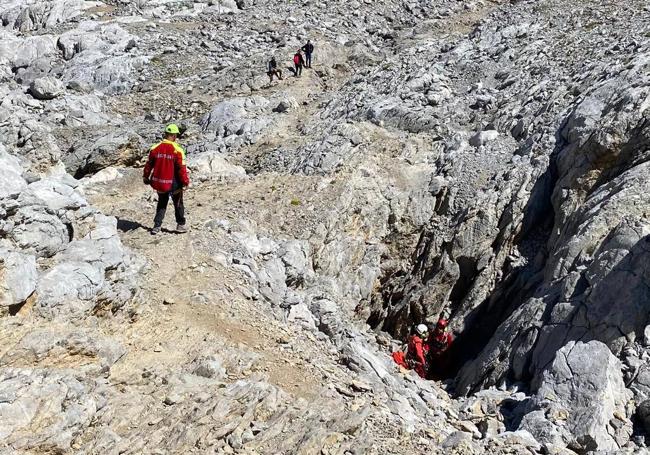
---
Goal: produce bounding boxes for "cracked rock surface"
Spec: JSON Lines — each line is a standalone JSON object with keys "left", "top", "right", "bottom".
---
{"left": 1, "top": 0, "right": 650, "bottom": 453}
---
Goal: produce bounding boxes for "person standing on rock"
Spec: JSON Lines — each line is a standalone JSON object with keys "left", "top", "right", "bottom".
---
{"left": 293, "top": 50, "right": 305, "bottom": 77}
{"left": 267, "top": 56, "right": 283, "bottom": 84}
{"left": 301, "top": 40, "right": 314, "bottom": 68}
{"left": 143, "top": 124, "right": 190, "bottom": 235}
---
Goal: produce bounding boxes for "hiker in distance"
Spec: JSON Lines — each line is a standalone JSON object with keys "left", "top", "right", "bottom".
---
{"left": 293, "top": 50, "right": 305, "bottom": 77}
{"left": 143, "top": 124, "right": 190, "bottom": 235}
{"left": 301, "top": 39, "right": 314, "bottom": 68}
{"left": 267, "top": 56, "right": 283, "bottom": 84}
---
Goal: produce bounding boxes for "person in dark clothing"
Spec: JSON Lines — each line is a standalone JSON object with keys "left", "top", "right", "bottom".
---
{"left": 293, "top": 50, "right": 305, "bottom": 77}
{"left": 427, "top": 318, "right": 454, "bottom": 380}
{"left": 301, "top": 40, "right": 314, "bottom": 68}
{"left": 154, "top": 190, "right": 185, "bottom": 233}
{"left": 267, "top": 56, "right": 282, "bottom": 83}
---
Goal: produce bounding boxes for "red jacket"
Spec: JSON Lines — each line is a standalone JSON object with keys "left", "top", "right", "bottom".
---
{"left": 407, "top": 335, "right": 429, "bottom": 378}
{"left": 143, "top": 139, "right": 189, "bottom": 193}
{"left": 429, "top": 331, "right": 453, "bottom": 356}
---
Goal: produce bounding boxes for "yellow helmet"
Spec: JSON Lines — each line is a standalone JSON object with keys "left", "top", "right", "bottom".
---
{"left": 165, "top": 124, "right": 180, "bottom": 135}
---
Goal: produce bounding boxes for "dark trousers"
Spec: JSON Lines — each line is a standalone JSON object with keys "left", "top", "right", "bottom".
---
{"left": 268, "top": 69, "right": 282, "bottom": 82}
{"left": 295, "top": 63, "right": 302, "bottom": 76}
{"left": 305, "top": 53, "right": 312, "bottom": 67}
{"left": 154, "top": 190, "right": 185, "bottom": 227}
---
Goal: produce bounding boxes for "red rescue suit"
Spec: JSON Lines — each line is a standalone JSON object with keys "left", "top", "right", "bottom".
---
{"left": 407, "top": 335, "right": 430, "bottom": 378}
{"left": 428, "top": 330, "right": 453, "bottom": 379}
{"left": 429, "top": 331, "right": 453, "bottom": 356}
{"left": 143, "top": 139, "right": 189, "bottom": 193}
{"left": 392, "top": 335, "right": 429, "bottom": 378}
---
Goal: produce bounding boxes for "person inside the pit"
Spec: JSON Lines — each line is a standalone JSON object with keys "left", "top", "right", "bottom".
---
{"left": 143, "top": 124, "right": 190, "bottom": 235}
{"left": 267, "top": 56, "right": 283, "bottom": 84}
{"left": 427, "top": 318, "right": 454, "bottom": 379}
{"left": 293, "top": 50, "right": 305, "bottom": 77}
{"left": 392, "top": 323, "right": 430, "bottom": 378}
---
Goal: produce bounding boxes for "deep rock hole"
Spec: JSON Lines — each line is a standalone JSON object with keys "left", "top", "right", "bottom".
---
{"left": 367, "top": 160, "right": 559, "bottom": 388}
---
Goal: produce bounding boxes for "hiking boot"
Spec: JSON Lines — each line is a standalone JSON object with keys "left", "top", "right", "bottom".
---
{"left": 151, "top": 226, "right": 161, "bottom": 235}
{"left": 176, "top": 224, "right": 188, "bottom": 233}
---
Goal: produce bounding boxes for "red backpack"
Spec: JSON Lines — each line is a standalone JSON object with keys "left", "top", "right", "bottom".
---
{"left": 293, "top": 54, "right": 300, "bottom": 65}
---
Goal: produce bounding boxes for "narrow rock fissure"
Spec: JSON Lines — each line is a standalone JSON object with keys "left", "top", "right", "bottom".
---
{"left": 368, "top": 155, "right": 559, "bottom": 388}
{"left": 3, "top": 0, "right": 650, "bottom": 452}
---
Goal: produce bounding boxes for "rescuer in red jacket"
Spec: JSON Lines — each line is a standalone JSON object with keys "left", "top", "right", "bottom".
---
{"left": 392, "top": 324, "right": 430, "bottom": 378}
{"left": 407, "top": 324, "right": 430, "bottom": 378}
{"left": 143, "top": 124, "right": 190, "bottom": 235}
{"left": 428, "top": 318, "right": 454, "bottom": 379}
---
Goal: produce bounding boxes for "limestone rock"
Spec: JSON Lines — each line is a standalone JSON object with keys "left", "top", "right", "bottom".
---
{"left": 188, "top": 150, "right": 248, "bottom": 183}
{"left": 65, "top": 131, "right": 144, "bottom": 178}
{"left": 200, "top": 96, "right": 273, "bottom": 145}
{"left": 468, "top": 129, "right": 499, "bottom": 147}
{"left": 0, "top": 0, "right": 87, "bottom": 32}
{"left": 8, "top": 206, "right": 70, "bottom": 258}
{"left": 29, "top": 77, "right": 65, "bottom": 100}
{"left": 17, "top": 177, "right": 87, "bottom": 212}
{"left": 0, "top": 368, "right": 100, "bottom": 451}
{"left": 191, "top": 355, "right": 226, "bottom": 379}
{"left": 519, "top": 341, "right": 633, "bottom": 452}
{"left": 0, "top": 146, "right": 27, "bottom": 200}
{"left": 0, "top": 250, "right": 37, "bottom": 307}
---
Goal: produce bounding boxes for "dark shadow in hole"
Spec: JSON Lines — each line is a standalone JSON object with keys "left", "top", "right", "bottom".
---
{"left": 117, "top": 218, "right": 147, "bottom": 232}
{"left": 500, "top": 397, "right": 533, "bottom": 431}
{"left": 65, "top": 222, "right": 74, "bottom": 241}
{"left": 443, "top": 151, "right": 560, "bottom": 387}
{"left": 9, "top": 300, "right": 25, "bottom": 316}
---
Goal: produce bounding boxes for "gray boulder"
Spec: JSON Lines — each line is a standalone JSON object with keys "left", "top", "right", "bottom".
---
{"left": 0, "top": 0, "right": 87, "bottom": 32}
{"left": 200, "top": 96, "right": 273, "bottom": 142}
{"left": 0, "top": 32, "right": 57, "bottom": 70}
{"left": 58, "top": 22, "right": 146, "bottom": 94}
{"left": 29, "top": 76, "right": 65, "bottom": 100}
{"left": 0, "top": 249, "right": 37, "bottom": 307}
{"left": 0, "top": 146, "right": 26, "bottom": 200}
{"left": 519, "top": 341, "right": 633, "bottom": 452}
{"left": 36, "top": 261, "right": 104, "bottom": 312}
{"left": 0, "top": 368, "right": 99, "bottom": 451}
{"left": 273, "top": 97, "right": 298, "bottom": 113}
{"left": 8, "top": 206, "right": 70, "bottom": 258}
{"left": 469, "top": 129, "right": 499, "bottom": 147}
{"left": 191, "top": 355, "right": 226, "bottom": 379}
{"left": 188, "top": 150, "right": 247, "bottom": 183}
{"left": 65, "top": 131, "right": 144, "bottom": 178}
{"left": 17, "top": 178, "right": 87, "bottom": 212}
{"left": 207, "top": 0, "right": 240, "bottom": 12}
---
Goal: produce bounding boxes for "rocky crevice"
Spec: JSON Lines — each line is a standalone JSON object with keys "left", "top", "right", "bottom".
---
{"left": 1, "top": 0, "right": 650, "bottom": 453}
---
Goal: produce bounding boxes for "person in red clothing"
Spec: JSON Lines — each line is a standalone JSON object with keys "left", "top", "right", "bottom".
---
{"left": 392, "top": 324, "right": 430, "bottom": 378}
{"left": 293, "top": 50, "right": 305, "bottom": 77}
{"left": 407, "top": 323, "right": 430, "bottom": 378}
{"left": 143, "top": 124, "right": 190, "bottom": 235}
{"left": 427, "top": 318, "right": 454, "bottom": 379}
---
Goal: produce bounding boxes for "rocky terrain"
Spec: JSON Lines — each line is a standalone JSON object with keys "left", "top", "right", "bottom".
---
{"left": 1, "top": 0, "right": 650, "bottom": 453}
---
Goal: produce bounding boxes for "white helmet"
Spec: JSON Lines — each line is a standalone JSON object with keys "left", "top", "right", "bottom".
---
{"left": 416, "top": 324, "right": 429, "bottom": 336}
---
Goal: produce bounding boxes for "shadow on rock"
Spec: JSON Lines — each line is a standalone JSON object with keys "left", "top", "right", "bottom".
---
{"left": 117, "top": 218, "right": 147, "bottom": 233}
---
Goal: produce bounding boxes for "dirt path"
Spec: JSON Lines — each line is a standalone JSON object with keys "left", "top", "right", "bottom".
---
{"left": 89, "top": 155, "right": 353, "bottom": 402}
